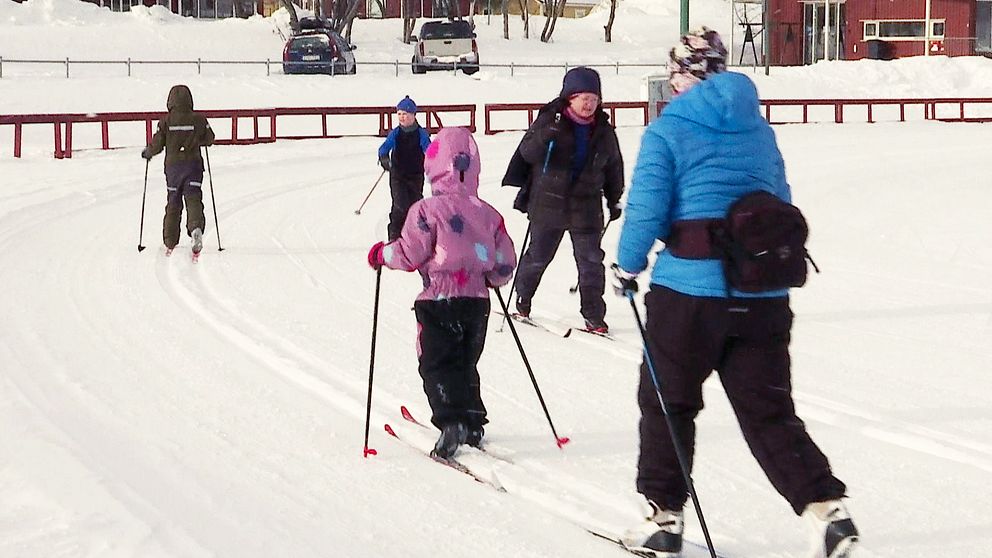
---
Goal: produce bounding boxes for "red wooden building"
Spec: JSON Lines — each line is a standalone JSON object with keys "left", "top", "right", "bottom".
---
{"left": 767, "top": 0, "right": 991, "bottom": 65}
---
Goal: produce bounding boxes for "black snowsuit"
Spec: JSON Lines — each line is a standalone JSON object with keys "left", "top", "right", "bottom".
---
{"left": 145, "top": 85, "right": 215, "bottom": 250}
{"left": 383, "top": 125, "right": 429, "bottom": 241}
{"left": 509, "top": 99, "right": 624, "bottom": 325}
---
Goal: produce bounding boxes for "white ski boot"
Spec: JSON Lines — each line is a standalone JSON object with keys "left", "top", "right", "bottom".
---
{"left": 803, "top": 500, "right": 859, "bottom": 558}
{"left": 621, "top": 499, "right": 684, "bottom": 557}
{"left": 191, "top": 228, "right": 203, "bottom": 262}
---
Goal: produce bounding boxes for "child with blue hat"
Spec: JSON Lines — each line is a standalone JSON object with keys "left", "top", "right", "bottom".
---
{"left": 377, "top": 96, "right": 431, "bottom": 240}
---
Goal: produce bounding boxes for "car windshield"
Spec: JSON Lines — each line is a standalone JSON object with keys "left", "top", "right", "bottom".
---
{"left": 291, "top": 35, "right": 330, "bottom": 49}
{"left": 420, "top": 21, "right": 473, "bottom": 40}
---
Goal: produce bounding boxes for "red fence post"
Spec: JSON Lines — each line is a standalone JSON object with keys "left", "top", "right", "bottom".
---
{"left": 14, "top": 121, "right": 22, "bottom": 159}
{"left": 145, "top": 119, "right": 153, "bottom": 145}
{"left": 484, "top": 105, "right": 492, "bottom": 135}
{"left": 232, "top": 116, "right": 238, "bottom": 143}
{"left": 102, "top": 119, "right": 110, "bottom": 150}
{"left": 65, "top": 121, "right": 73, "bottom": 159}
{"left": 54, "top": 120, "right": 63, "bottom": 159}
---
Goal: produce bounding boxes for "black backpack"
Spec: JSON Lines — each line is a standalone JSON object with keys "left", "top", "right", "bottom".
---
{"left": 711, "top": 191, "right": 818, "bottom": 293}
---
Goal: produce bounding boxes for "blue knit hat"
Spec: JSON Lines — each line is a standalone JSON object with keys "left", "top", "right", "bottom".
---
{"left": 396, "top": 96, "right": 418, "bottom": 113}
{"left": 559, "top": 66, "right": 602, "bottom": 99}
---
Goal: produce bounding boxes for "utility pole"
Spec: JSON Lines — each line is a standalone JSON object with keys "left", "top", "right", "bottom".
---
{"left": 763, "top": 0, "right": 770, "bottom": 75}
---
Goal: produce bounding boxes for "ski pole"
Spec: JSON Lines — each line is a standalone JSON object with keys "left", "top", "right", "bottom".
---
{"left": 625, "top": 290, "right": 717, "bottom": 558}
{"left": 137, "top": 159, "right": 149, "bottom": 252}
{"left": 569, "top": 221, "right": 611, "bottom": 294}
{"left": 493, "top": 286, "right": 570, "bottom": 449}
{"left": 363, "top": 266, "right": 383, "bottom": 458}
{"left": 354, "top": 169, "right": 387, "bottom": 215}
{"left": 497, "top": 222, "right": 531, "bottom": 333}
{"left": 204, "top": 147, "right": 224, "bottom": 251}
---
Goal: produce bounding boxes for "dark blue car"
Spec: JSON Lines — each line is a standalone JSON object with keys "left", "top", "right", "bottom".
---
{"left": 282, "top": 20, "right": 356, "bottom": 75}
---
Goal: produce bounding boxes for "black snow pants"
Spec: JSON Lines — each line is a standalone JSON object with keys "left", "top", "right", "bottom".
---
{"left": 636, "top": 285, "right": 847, "bottom": 515}
{"left": 163, "top": 160, "right": 206, "bottom": 249}
{"left": 513, "top": 222, "right": 606, "bottom": 323}
{"left": 387, "top": 172, "right": 425, "bottom": 241}
{"left": 414, "top": 297, "right": 491, "bottom": 431}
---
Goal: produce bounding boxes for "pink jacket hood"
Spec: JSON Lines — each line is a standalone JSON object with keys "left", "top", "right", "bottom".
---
{"left": 424, "top": 127, "right": 481, "bottom": 197}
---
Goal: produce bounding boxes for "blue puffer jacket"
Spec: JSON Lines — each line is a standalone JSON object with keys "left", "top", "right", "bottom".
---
{"left": 616, "top": 71, "right": 791, "bottom": 298}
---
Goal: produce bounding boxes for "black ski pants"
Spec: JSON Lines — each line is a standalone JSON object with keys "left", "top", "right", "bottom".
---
{"left": 162, "top": 160, "right": 206, "bottom": 249}
{"left": 513, "top": 222, "right": 606, "bottom": 323}
{"left": 636, "top": 286, "right": 847, "bottom": 515}
{"left": 387, "top": 172, "right": 425, "bottom": 241}
{"left": 414, "top": 297, "right": 490, "bottom": 431}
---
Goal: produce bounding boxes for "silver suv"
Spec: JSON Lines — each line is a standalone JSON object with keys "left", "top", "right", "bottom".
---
{"left": 412, "top": 20, "right": 479, "bottom": 75}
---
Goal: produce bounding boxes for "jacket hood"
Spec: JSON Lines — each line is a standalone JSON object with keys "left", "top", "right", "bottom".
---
{"left": 167, "top": 85, "right": 194, "bottom": 112}
{"left": 424, "top": 127, "right": 481, "bottom": 197}
{"left": 664, "top": 72, "right": 764, "bottom": 132}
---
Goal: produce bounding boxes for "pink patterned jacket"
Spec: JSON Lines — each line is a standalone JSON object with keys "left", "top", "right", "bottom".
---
{"left": 381, "top": 127, "right": 516, "bottom": 301}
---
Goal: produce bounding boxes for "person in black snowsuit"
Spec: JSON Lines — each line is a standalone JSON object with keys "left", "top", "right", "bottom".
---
{"left": 506, "top": 67, "right": 625, "bottom": 333}
{"left": 377, "top": 96, "right": 432, "bottom": 241}
{"left": 142, "top": 84, "right": 215, "bottom": 256}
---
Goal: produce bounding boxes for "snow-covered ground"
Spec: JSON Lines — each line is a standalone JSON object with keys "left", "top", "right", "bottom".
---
{"left": 3, "top": 1, "right": 992, "bottom": 557}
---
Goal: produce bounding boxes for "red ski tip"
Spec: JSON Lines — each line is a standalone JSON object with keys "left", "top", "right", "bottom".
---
{"left": 400, "top": 406, "right": 416, "bottom": 423}
{"left": 363, "top": 446, "right": 377, "bottom": 458}
{"left": 384, "top": 423, "right": 398, "bottom": 437}
{"left": 556, "top": 436, "right": 571, "bottom": 448}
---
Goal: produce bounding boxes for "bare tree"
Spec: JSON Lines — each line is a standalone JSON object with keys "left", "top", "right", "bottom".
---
{"left": 540, "top": 0, "right": 566, "bottom": 43}
{"left": 604, "top": 0, "right": 617, "bottom": 42}
{"left": 467, "top": 0, "right": 478, "bottom": 27}
{"left": 444, "top": 0, "right": 462, "bottom": 20}
{"left": 402, "top": 0, "right": 418, "bottom": 44}
{"left": 329, "top": 0, "right": 362, "bottom": 41}
{"left": 280, "top": 0, "right": 300, "bottom": 34}
{"left": 519, "top": 0, "right": 529, "bottom": 38}
{"left": 502, "top": 0, "right": 510, "bottom": 39}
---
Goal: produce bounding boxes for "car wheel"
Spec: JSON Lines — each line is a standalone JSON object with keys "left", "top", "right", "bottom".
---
{"left": 462, "top": 58, "right": 479, "bottom": 75}
{"left": 411, "top": 56, "right": 425, "bottom": 75}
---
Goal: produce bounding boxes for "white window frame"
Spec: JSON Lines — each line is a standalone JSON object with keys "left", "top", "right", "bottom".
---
{"left": 862, "top": 19, "right": 945, "bottom": 42}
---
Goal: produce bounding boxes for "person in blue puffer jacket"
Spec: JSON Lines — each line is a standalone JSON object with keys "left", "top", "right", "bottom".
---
{"left": 615, "top": 28, "right": 859, "bottom": 558}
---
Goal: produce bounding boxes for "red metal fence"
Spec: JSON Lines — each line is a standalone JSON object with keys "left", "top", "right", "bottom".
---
{"left": 483, "top": 101, "right": 651, "bottom": 135}
{"left": 4, "top": 98, "right": 992, "bottom": 159}
{"left": 0, "top": 104, "right": 474, "bottom": 159}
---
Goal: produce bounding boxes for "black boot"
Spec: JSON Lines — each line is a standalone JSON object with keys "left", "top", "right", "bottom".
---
{"left": 431, "top": 423, "right": 467, "bottom": 460}
{"left": 466, "top": 426, "right": 484, "bottom": 448}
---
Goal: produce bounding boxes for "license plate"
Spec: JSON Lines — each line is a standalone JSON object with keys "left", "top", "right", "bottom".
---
{"left": 302, "top": 55, "right": 320, "bottom": 61}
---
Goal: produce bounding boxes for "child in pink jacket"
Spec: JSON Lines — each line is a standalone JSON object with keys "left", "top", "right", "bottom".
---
{"left": 367, "top": 127, "right": 517, "bottom": 459}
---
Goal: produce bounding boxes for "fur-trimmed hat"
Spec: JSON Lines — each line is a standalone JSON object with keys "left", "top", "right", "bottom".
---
{"left": 667, "top": 27, "right": 728, "bottom": 94}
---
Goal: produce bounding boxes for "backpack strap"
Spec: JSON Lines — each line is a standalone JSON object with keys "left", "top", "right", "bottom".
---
{"left": 666, "top": 218, "right": 724, "bottom": 259}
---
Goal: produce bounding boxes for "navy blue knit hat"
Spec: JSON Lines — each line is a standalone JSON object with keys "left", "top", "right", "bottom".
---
{"left": 396, "top": 96, "right": 418, "bottom": 113}
{"left": 559, "top": 66, "right": 602, "bottom": 99}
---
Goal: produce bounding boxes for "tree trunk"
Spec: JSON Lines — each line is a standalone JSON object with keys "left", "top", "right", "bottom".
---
{"left": 341, "top": 0, "right": 362, "bottom": 42}
{"left": 520, "top": 0, "right": 529, "bottom": 38}
{"left": 542, "top": 0, "right": 566, "bottom": 42}
{"left": 280, "top": 0, "right": 300, "bottom": 34}
{"left": 468, "top": 0, "right": 477, "bottom": 27}
{"left": 604, "top": 0, "right": 616, "bottom": 43}
{"left": 402, "top": 0, "right": 417, "bottom": 44}
{"left": 502, "top": 0, "right": 509, "bottom": 39}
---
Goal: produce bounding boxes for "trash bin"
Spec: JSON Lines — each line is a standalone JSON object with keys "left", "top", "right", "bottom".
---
{"left": 642, "top": 74, "right": 672, "bottom": 121}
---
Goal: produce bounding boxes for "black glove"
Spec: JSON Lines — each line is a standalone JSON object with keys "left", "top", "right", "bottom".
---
{"left": 609, "top": 205, "right": 622, "bottom": 222}
{"left": 378, "top": 155, "right": 391, "bottom": 172}
{"left": 141, "top": 147, "right": 152, "bottom": 160}
{"left": 611, "top": 263, "right": 639, "bottom": 297}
